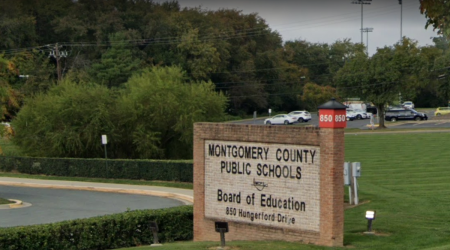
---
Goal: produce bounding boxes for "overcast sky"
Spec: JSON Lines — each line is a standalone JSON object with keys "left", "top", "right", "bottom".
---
{"left": 174, "top": 0, "right": 438, "bottom": 55}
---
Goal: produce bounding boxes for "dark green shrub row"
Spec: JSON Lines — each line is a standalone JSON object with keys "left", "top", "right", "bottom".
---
{"left": 0, "top": 156, "right": 193, "bottom": 182}
{"left": 0, "top": 206, "right": 193, "bottom": 250}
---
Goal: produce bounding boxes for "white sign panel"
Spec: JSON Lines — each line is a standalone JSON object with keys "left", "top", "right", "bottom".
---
{"left": 204, "top": 140, "right": 321, "bottom": 232}
{"left": 101, "top": 135, "right": 107, "bottom": 145}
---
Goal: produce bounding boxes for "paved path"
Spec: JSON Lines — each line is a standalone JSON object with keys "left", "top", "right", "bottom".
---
{"left": 0, "top": 177, "right": 193, "bottom": 204}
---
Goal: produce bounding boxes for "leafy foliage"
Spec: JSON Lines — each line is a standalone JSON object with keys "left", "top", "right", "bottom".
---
{"left": 0, "top": 206, "right": 193, "bottom": 250}
{"left": 335, "top": 38, "right": 428, "bottom": 128}
{"left": 12, "top": 66, "right": 227, "bottom": 159}
{"left": 301, "top": 83, "right": 338, "bottom": 111}
{"left": 90, "top": 32, "right": 143, "bottom": 88}
{"left": 115, "top": 66, "right": 227, "bottom": 159}
{"left": 420, "top": 0, "right": 450, "bottom": 39}
{"left": 12, "top": 81, "right": 116, "bottom": 157}
{"left": 0, "top": 156, "right": 193, "bottom": 182}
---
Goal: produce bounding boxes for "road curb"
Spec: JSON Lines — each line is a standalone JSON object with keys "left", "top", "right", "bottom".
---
{"left": 0, "top": 181, "right": 193, "bottom": 205}
{"left": 0, "top": 199, "right": 23, "bottom": 209}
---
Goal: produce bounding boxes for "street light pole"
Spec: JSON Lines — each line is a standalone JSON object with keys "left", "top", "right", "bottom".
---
{"left": 361, "top": 27, "right": 374, "bottom": 54}
{"left": 399, "top": 0, "right": 403, "bottom": 43}
{"left": 351, "top": 0, "right": 372, "bottom": 45}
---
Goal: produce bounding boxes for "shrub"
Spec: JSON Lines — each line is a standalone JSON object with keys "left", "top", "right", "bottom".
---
{"left": 0, "top": 206, "right": 193, "bottom": 250}
{"left": 0, "top": 156, "right": 193, "bottom": 182}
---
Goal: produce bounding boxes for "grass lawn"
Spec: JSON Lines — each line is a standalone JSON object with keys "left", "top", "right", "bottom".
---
{"left": 0, "top": 197, "right": 12, "bottom": 205}
{"left": 2, "top": 130, "right": 450, "bottom": 249}
{"left": 116, "top": 131, "right": 450, "bottom": 250}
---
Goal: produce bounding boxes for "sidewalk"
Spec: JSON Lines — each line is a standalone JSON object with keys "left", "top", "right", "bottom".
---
{"left": 0, "top": 177, "right": 193, "bottom": 204}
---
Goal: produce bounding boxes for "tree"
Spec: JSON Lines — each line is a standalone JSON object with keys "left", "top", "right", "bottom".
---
{"left": 0, "top": 55, "right": 22, "bottom": 121}
{"left": 420, "top": 0, "right": 450, "bottom": 39}
{"left": 90, "top": 32, "right": 142, "bottom": 88}
{"left": 12, "top": 81, "right": 116, "bottom": 158}
{"left": 335, "top": 38, "right": 428, "bottom": 128}
{"left": 114, "top": 66, "right": 228, "bottom": 159}
{"left": 301, "top": 83, "right": 338, "bottom": 111}
{"left": 176, "top": 28, "right": 221, "bottom": 81}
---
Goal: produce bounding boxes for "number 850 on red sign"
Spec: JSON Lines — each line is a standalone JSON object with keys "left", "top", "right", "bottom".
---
{"left": 319, "top": 114, "right": 346, "bottom": 122}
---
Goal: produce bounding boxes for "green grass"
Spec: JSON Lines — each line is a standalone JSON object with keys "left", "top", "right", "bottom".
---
{"left": 0, "top": 197, "right": 12, "bottom": 205}
{"left": 117, "top": 241, "right": 334, "bottom": 250}
{"left": 3, "top": 130, "right": 450, "bottom": 249}
{"left": 116, "top": 131, "right": 450, "bottom": 250}
{"left": 0, "top": 172, "right": 193, "bottom": 189}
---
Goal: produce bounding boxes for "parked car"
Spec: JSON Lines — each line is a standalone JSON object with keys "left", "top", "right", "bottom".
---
{"left": 366, "top": 103, "right": 377, "bottom": 115}
{"left": 402, "top": 101, "right": 414, "bottom": 109}
{"left": 288, "top": 110, "right": 312, "bottom": 122}
{"left": 347, "top": 108, "right": 368, "bottom": 119}
{"left": 434, "top": 107, "right": 450, "bottom": 116}
{"left": 346, "top": 110, "right": 356, "bottom": 121}
{"left": 264, "top": 114, "right": 297, "bottom": 125}
{"left": 385, "top": 109, "right": 427, "bottom": 122}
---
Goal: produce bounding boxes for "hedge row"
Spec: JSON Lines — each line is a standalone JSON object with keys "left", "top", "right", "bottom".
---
{"left": 0, "top": 156, "right": 193, "bottom": 182}
{"left": 0, "top": 206, "right": 193, "bottom": 250}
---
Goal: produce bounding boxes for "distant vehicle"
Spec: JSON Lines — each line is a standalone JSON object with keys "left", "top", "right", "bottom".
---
{"left": 347, "top": 108, "right": 367, "bottom": 119}
{"left": 402, "top": 101, "right": 414, "bottom": 109}
{"left": 385, "top": 109, "right": 427, "bottom": 122}
{"left": 434, "top": 107, "right": 450, "bottom": 116}
{"left": 264, "top": 114, "right": 297, "bottom": 125}
{"left": 387, "top": 105, "right": 406, "bottom": 111}
{"left": 346, "top": 110, "right": 356, "bottom": 121}
{"left": 366, "top": 103, "right": 377, "bottom": 115}
{"left": 288, "top": 110, "right": 312, "bottom": 123}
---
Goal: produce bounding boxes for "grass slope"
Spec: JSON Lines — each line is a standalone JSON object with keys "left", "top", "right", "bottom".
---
{"left": 118, "top": 132, "right": 450, "bottom": 250}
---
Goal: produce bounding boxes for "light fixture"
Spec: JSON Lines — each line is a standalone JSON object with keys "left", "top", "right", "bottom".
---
{"left": 365, "top": 210, "right": 376, "bottom": 234}
{"left": 215, "top": 222, "right": 229, "bottom": 248}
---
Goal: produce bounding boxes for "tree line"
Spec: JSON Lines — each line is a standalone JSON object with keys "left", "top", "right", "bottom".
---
{"left": 0, "top": 0, "right": 449, "bottom": 158}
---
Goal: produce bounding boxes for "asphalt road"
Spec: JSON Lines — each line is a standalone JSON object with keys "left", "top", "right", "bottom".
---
{"left": 0, "top": 186, "right": 184, "bottom": 228}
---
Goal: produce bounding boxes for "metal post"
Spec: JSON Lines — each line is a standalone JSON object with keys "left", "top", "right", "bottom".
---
{"left": 353, "top": 176, "right": 359, "bottom": 205}
{"left": 104, "top": 144, "right": 108, "bottom": 178}
{"left": 102, "top": 135, "right": 108, "bottom": 178}
{"left": 361, "top": 4, "right": 363, "bottom": 44}
{"left": 361, "top": 27, "right": 373, "bottom": 54}
{"left": 399, "top": 0, "right": 403, "bottom": 42}
{"left": 367, "top": 220, "right": 373, "bottom": 232}
{"left": 219, "top": 229, "right": 226, "bottom": 248}
{"left": 348, "top": 186, "right": 353, "bottom": 205}
{"left": 351, "top": 0, "right": 371, "bottom": 45}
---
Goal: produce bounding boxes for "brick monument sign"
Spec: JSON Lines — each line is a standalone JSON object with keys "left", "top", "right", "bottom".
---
{"left": 193, "top": 99, "right": 346, "bottom": 247}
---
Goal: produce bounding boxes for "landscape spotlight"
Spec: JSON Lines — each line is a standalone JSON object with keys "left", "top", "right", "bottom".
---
{"left": 365, "top": 210, "right": 376, "bottom": 234}
{"left": 215, "top": 222, "right": 229, "bottom": 249}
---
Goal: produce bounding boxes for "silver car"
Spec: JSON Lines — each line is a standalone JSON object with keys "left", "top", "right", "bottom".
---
{"left": 288, "top": 110, "right": 312, "bottom": 123}
{"left": 264, "top": 114, "right": 297, "bottom": 125}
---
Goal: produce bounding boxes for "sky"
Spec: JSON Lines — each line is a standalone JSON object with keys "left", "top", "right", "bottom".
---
{"left": 173, "top": 0, "right": 438, "bottom": 55}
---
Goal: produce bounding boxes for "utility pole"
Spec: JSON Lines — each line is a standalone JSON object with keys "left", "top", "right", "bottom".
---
{"left": 351, "top": 0, "right": 372, "bottom": 45}
{"left": 361, "top": 27, "right": 373, "bottom": 54}
{"left": 399, "top": 0, "right": 403, "bottom": 43}
{"left": 48, "top": 43, "right": 68, "bottom": 82}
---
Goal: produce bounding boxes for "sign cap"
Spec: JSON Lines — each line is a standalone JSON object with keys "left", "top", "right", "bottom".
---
{"left": 318, "top": 98, "right": 347, "bottom": 110}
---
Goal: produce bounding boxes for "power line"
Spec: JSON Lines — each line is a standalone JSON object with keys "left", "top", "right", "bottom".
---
{"left": 0, "top": 1, "right": 420, "bottom": 56}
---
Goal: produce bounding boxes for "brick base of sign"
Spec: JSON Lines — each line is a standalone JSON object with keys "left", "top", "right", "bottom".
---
{"left": 193, "top": 123, "right": 344, "bottom": 247}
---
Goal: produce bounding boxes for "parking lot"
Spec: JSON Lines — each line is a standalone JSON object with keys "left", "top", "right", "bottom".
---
{"left": 231, "top": 110, "right": 450, "bottom": 130}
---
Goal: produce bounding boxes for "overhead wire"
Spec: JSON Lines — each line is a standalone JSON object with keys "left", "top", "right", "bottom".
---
{"left": 0, "top": 1, "right": 424, "bottom": 55}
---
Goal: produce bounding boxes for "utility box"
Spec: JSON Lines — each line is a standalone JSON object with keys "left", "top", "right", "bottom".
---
{"left": 352, "top": 162, "right": 361, "bottom": 177}
{"left": 343, "top": 162, "right": 351, "bottom": 186}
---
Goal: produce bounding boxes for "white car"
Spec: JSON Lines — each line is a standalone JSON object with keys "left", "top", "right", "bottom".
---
{"left": 347, "top": 109, "right": 367, "bottom": 119}
{"left": 288, "top": 110, "right": 312, "bottom": 123}
{"left": 346, "top": 110, "right": 356, "bottom": 121}
{"left": 402, "top": 101, "right": 414, "bottom": 109}
{"left": 264, "top": 114, "right": 297, "bottom": 125}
